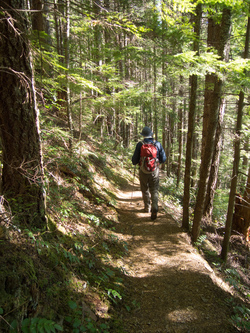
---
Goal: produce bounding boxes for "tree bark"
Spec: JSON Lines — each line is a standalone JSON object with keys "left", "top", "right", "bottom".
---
{"left": 31, "top": 0, "right": 44, "bottom": 31}
{"left": 153, "top": 45, "right": 158, "bottom": 141}
{"left": 221, "top": 90, "right": 244, "bottom": 260}
{"left": 0, "top": 0, "right": 46, "bottom": 227}
{"left": 231, "top": 168, "right": 250, "bottom": 240}
{"left": 177, "top": 76, "right": 184, "bottom": 188}
{"left": 192, "top": 7, "right": 231, "bottom": 242}
{"left": 182, "top": 2, "right": 202, "bottom": 230}
{"left": 203, "top": 100, "right": 225, "bottom": 220}
{"left": 161, "top": 63, "right": 167, "bottom": 171}
{"left": 192, "top": 74, "right": 223, "bottom": 241}
{"left": 221, "top": 15, "right": 250, "bottom": 260}
{"left": 65, "top": 0, "right": 73, "bottom": 150}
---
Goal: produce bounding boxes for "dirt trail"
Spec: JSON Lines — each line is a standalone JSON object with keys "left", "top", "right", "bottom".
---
{"left": 115, "top": 182, "right": 238, "bottom": 333}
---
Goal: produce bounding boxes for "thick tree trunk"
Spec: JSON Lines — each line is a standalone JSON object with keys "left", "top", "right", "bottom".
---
{"left": 192, "top": 7, "right": 231, "bottom": 242}
{"left": 0, "top": 0, "right": 46, "bottom": 227}
{"left": 203, "top": 100, "right": 225, "bottom": 220}
{"left": 31, "top": 0, "right": 44, "bottom": 31}
{"left": 192, "top": 75, "right": 223, "bottom": 241}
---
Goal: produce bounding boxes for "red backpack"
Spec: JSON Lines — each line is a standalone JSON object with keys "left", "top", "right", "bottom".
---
{"left": 139, "top": 141, "right": 159, "bottom": 173}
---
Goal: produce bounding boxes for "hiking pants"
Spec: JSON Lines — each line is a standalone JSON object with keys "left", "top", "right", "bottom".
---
{"left": 139, "top": 168, "right": 159, "bottom": 212}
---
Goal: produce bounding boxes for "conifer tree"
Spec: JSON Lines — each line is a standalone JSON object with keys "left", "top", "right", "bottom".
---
{"left": 0, "top": 0, "right": 46, "bottom": 227}
{"left": 192, "top": 6, "right": 232, "bottom": 242}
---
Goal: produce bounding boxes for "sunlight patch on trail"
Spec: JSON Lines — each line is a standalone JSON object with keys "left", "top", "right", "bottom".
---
{"left": 117, "top": 186, "right": 237, "bottom": 333}
{"left": 122, "top": 217, "right": 234, "bottom": 296}
{"left": 167, "top": 308, "right": 199, "bottom": 323}
{"left": 117, "top": 189, "right": 142, "bottom": 199}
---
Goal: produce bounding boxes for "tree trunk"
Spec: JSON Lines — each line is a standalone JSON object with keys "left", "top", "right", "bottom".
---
{"left": 231, "top": 168, "right": 250, "bottom": 241}
{"left": 153, "top": 45, "right": 158, "bottom": 141}
{"left": 240, "top": 138, "right": 249, "bottom": 192}
{"left": 161, "top": 59, "right": 167, "bottom": 171}
{"left": 221, "top": 15, "right": 250, "bottom": 260}
{"left": 54, "top": 0, "right": 67, "bottom": 113}
{"left": 203, "top": 99, "right": 225, "bottom": 220}
{"left": 192, "top": 75, "right": 222, "bottom": 241}
{"left": 192, "top": 7, "right": 231, "bottom": 242}
{"left": 177, "top": 77, "right": 184, "bottom": 188}
{"left": 182, "top": 2, "right": 202, "bottom": 230}
{"left": 31, "top": 0, "right": 44, "bottom": 31}
{"left": 166, "top": 114, "right": 172, "bottom": 177}
{"left": 65, "top": 0, "right": 73, "bottom": 150}
{"left": 0, "top": 0, "right": 46, "bottom": 228}
{"left": 221, "top": 90, "right": 244, "bottom": 260}
{"left": 191, "top": 122, "right": 199, "bottom": 188}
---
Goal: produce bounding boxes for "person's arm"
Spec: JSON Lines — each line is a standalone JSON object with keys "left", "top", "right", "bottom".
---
{"left": 132, "top": 142, "right": 142, "bottom": 165}
{"left": 157, "top": 143, "right": 166, "bottom": 164}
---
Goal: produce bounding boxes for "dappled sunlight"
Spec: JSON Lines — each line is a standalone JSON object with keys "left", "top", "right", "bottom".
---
{"left": 166, "top": 307, "right": 199, "bottom": 323}
{"left": 116, "top": 184, "right": 238, "bottom": 332}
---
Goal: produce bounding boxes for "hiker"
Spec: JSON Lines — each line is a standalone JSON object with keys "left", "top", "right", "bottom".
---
{"left": 132, "top": 126, "right": 166, "bottom": 220}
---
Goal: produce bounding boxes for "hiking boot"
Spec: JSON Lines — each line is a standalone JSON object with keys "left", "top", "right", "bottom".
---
{"left": 151, "top": 210, "right": 157, "bottom": 220}
{"left": 144, "top": 206, "right": 151, "bottom": 213}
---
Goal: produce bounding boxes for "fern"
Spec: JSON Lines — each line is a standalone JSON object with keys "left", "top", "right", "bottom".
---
{"left": 10, "top": 318, "right": 63, "bottom": 333}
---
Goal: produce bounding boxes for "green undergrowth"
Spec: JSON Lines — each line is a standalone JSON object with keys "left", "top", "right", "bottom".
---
{"left": 159, "top": 175, "right": 250, "bottom": 332}
{"left": 194, "top": 234, "right": 250, "bottom": 332}
{"left": 0, "top": 115, "right": 134, "bottom": 332}
{"left": 1, "top": 114, "right": 249, "bottom": 332}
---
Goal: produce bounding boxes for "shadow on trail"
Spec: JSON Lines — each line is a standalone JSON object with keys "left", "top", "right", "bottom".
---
{"left": 114, "top": 185, "right": 239, "bottom": 333}
{"left": 120, "top": 269, "right": 236, "bottom": 333}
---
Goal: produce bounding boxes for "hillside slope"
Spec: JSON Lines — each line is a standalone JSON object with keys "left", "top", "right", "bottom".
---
{"left": 0, "top": 115, "right": 249, "bottom": 332}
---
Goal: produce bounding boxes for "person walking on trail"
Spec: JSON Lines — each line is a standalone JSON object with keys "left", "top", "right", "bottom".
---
{"left": 132, "top": 126, "right": 166, "bottom": 220}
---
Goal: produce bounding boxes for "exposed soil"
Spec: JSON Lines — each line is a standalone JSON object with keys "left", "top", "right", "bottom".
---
{"left": 114, "top": 180, "right": 242, "bottom": 333}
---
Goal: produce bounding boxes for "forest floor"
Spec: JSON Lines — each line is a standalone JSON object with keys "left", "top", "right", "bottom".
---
{"left": 1, "top": 131, "right": 249, "bottom": 332}
{"left": 113, "top": 178, "right": 245, "bottom": 333}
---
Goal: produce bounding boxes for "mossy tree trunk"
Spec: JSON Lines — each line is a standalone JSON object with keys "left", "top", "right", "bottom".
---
{"left": 0, "top": 0, "right": 46, "bottom": 228}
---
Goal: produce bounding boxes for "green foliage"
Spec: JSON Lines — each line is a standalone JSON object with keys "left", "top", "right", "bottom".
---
{"left": 160, "top": 176, "right": 186, "bottom": 207}
{"left": 107, "top": 289, "right": 122, "bottom": 303}
{"left": 194, "top": 234, "right": 207, "bottom": 247}
{"left": 227, "top": 299, "right": 250, "bottom": 332}
{"left": 225, "top": 268, "right": 242, "bottom": 290}
{"left": 3, "top": 0, "right": 250, "bottom": 329}
{"left": 10, "top": 318, "right": 63, "bottom": 333}
{"left": 212, "top": 189, "right": 229, "bottom": 225}
{"left": 65, "top": 301, "right": 110, "bottom": 333}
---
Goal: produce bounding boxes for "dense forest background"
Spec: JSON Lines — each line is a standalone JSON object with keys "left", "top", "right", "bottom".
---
{"left": 0, "top": 0, "right": 249, "bottom": 332}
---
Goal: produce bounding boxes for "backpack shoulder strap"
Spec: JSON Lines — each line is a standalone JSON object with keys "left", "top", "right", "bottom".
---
{"left": 141, "top": 139, "right": 155, "bottom": 144}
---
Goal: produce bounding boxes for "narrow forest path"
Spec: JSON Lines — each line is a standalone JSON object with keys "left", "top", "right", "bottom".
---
{"left": 114, "top": 180, "right": 238, "bottom": 333}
